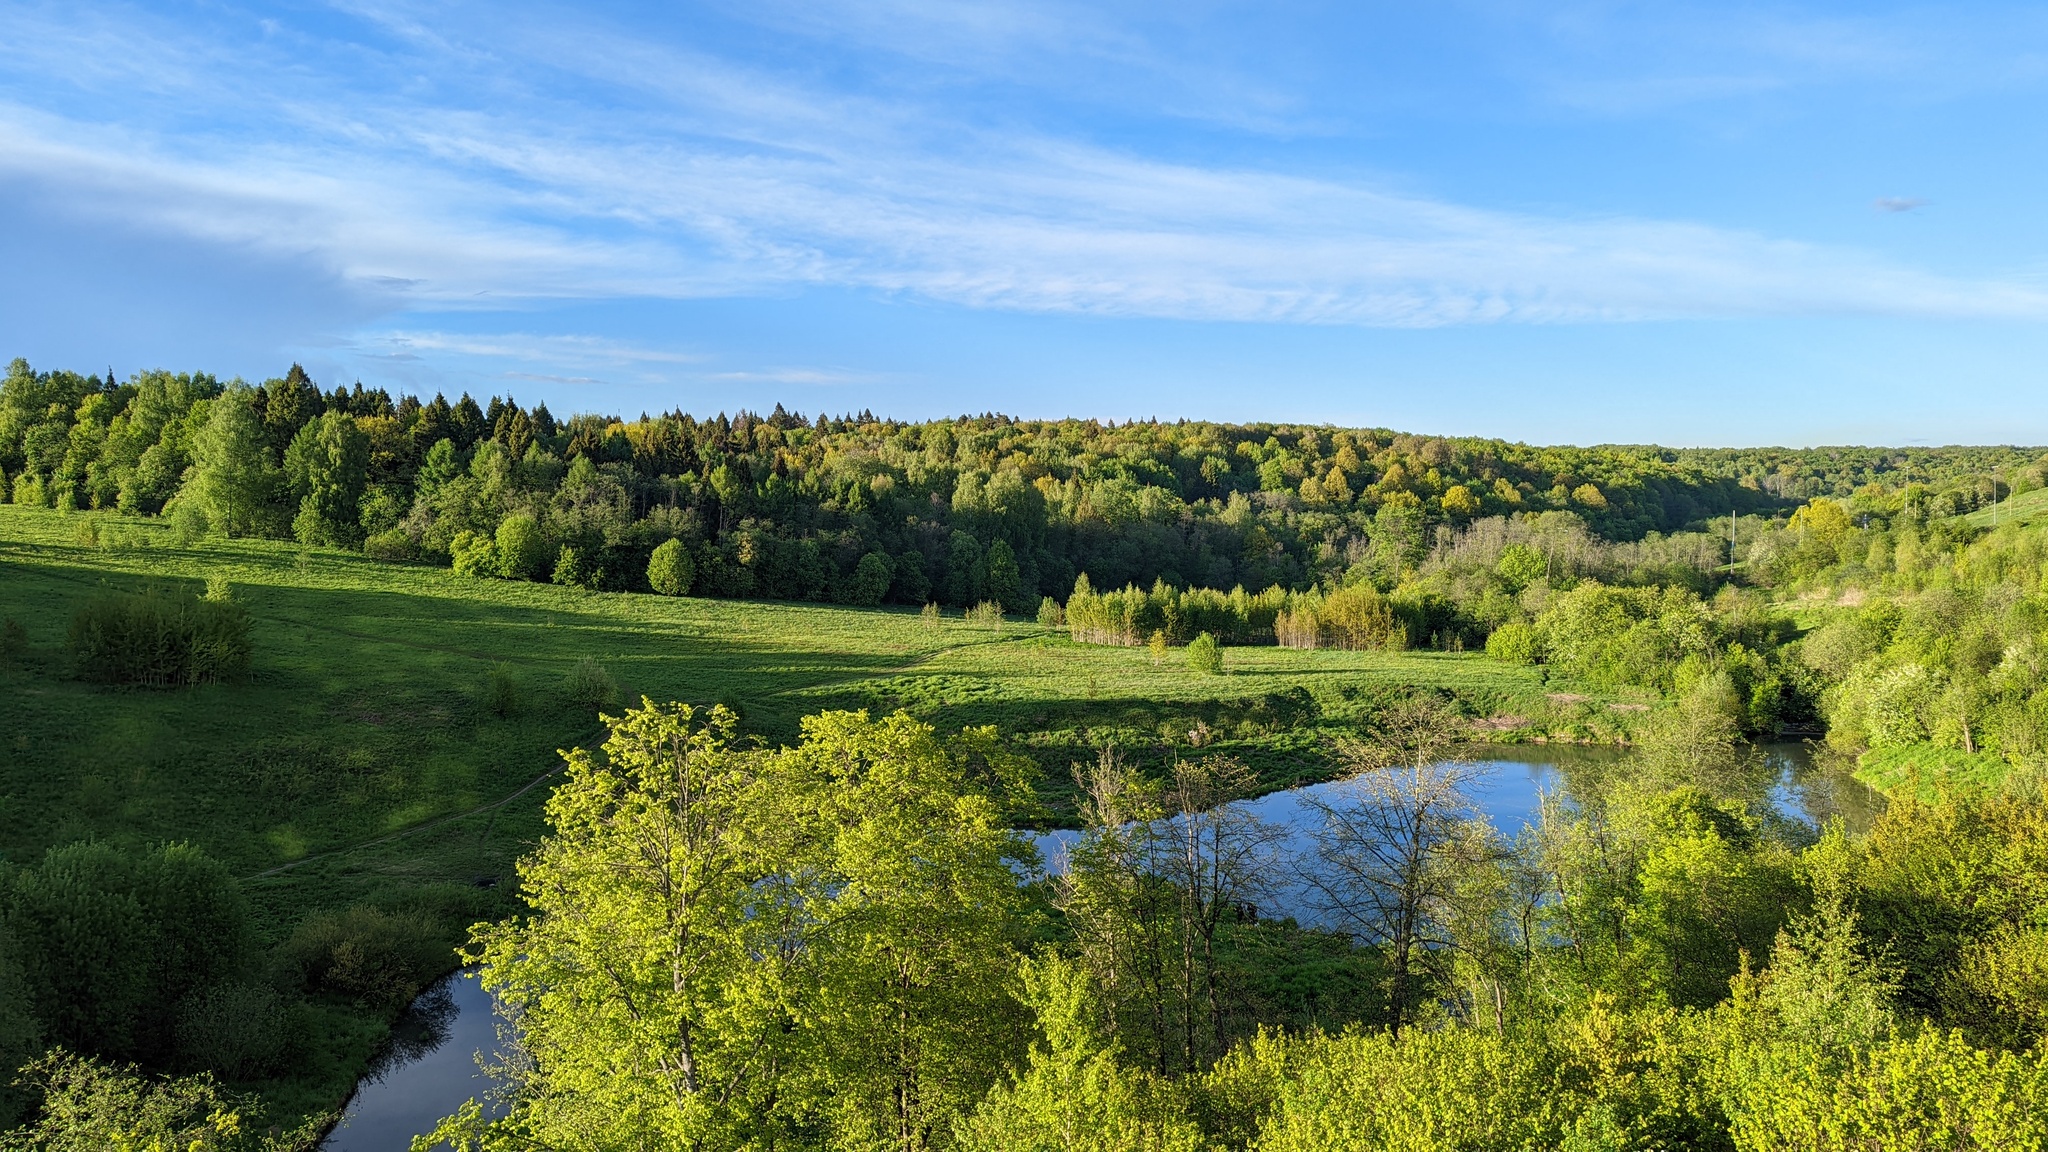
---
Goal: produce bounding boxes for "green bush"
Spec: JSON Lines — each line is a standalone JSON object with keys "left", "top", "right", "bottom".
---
{"left": 1187, "top": 631, "right": 1223, "bottom": 675}
{"left": 564, "top": 656, "right": 620, "bottom": 713}
{"left": 174, "top": 981, "right": 296, "bottom": 1079}
{"left": 281, "top": 904, "right": 452, "bottom": 1012}
{"left": 6, "top": 841, "right": 256, "bottom": 1067}
{"left": 552, "top": 544, "right": 586, "bottom": 587}
{"left": 68, "top": 589, "right": 251, "bottom": 687}
{"left": 6, "top": 1051, "right": 289, "bottom": 1151}
{"left": 486, "top": 663, "right": 521, "bottom": 717}
{"left": 363, "top": 526, "right": 419, "bottom": 562}
{"left": 1037, "top": 596, "right": 1063, "bottom": 628}
{"left": 449, "top": 529, "right": 498, "bottom": 577}
{"left": 647, "top": 538, "right": 694, "bottom": 596}
{"left": 495, "top": 512, "right": 550, "bottom": 580}
{"left": 1485, "top": 620, "right": 1541, "bottom": 664}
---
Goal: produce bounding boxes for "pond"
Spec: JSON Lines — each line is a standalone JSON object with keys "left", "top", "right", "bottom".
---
{"left": 1031, "top": 742, "right": 1883, "bottom": 923}
{"left": 326, "top": 742, "right": 1880, "bottom": 1146}
{"left": 319, "top": 969, "right": 506, "bottom": 1151}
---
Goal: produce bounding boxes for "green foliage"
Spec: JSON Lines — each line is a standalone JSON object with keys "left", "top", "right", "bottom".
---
{"left": 4, "top": 842, "right": 255, "bottom": 1068}
{"left": 1723, "top": 1028, "right": 2048, "bottom": 1152}
{"left": 67, "top": 589, "right": 249, "bottom": 687}
{"left": 957, "top": 954, "right": 1202, "bottom": 1152}
{"left": 1495, "top": 542, "right": 1547, "bottom": 591}
{"left": 279, "top": 904, "right": 450, "bottom": 1012}
{"left": 1186, "top": 632, "right": 1222, "bottom": 675}
{"left": 848, "top": 549, "right": 891, "bottom": 606}
{"left": 492, "top": 511, "right": 549, "bottom": 580}
{"left": 1483, "top": 620, "right": 1539, "bottom": 664}
{"left": 646, "top": 537, "right": 693, "bottom": 596}
{"left": 184, "top": 387, "right": 276, "bottom": 540}
{"left": 485, "top": 662, "right": 520, "bottom": 717}
{"left": 1037, "top": 596, "right": 1063, "bottom": 628}
{"left": 2, "top": 1049, "right": 294, "bottom": 1152}
{"left": 448, "top": 529, "right": 497, "bottom": 577}
{"left": 173, "top": 983, "right": 295, "bottom": 1081}
{"left": 284, "top": 411, "right": 368, "bottom": 547}
{"left": 437, "top": 702, "right": 1035, "bottom": 1152}
{"left": 561, "top": 656, "right": 619, "bottom": 713}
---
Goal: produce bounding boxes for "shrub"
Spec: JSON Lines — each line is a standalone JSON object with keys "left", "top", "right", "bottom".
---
{"left": 486, "top": 663, "right": 521, "bottom": 717}
{"left": 1037, "top": 596, "right": 1063, "bottom": 629}
{"left": 69, "top": 590, "right": 251, "bottom": 687}
{"left": 7, "top": 841, "right": 255, "bottom": 1066}
{"left": 922, "top": 602, "right": 942, "bottom": 627}
{"left": 647, "top": 538, "right": 694, "bottom": 596}
{"left": 1187, "top": 632, "right": 1223, "bottom": 675}
{"left": 450, "top": 529, "right": 498, "bottom": 577}
{"left": 281, "top": 904, "right": 451, "bottom": 1012}
{"left": 564, "top": 656, "right": 620, "bottom": 713}
{"left": 495, "top": 512, "right": 550, "bottom": 580}
{"left": 1149, "top": 629, "right": 1169, "bottom": 665}
{"left": 970, "top": 600, "right": 1005, "bottom": 628}
{"left": 552, "top": 544, "right": 586, "bottom": 587}
{"left": 7, "top": 1052, "right": 278, "bottom": 1151}
{"left": 1485, "top": 621, "right": 1541, "bottom": 664}
{"left": 203, "top": 576, "right": 233, "bottom": 604}
{"left": 175, "top": 982, "right": 295, "bottom": 1079}
{"left": 363, "top": 526, "right": 419, "bottom": 562}
{"left": 168, "top": 501, "right": 209, "bottom": 546}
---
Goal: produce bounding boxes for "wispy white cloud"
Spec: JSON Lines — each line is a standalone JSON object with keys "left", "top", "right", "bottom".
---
{"left": 362, "top": 330, "right": 708, "bottom": 366}
{"left": 1, "top": 0, "right": 2044, "bottom": 333}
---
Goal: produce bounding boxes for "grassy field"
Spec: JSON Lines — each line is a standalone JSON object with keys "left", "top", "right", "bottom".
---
{"left": 1963, "top": 485, "right": 2048, "bottom": 529}
{"left": 0, "top": 503, "right": 1625, "bottom": 1124}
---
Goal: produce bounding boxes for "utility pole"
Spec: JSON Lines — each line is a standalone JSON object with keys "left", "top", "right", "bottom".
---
{"left": 1728, "top": 509, "right": 1738, "bottom": 588}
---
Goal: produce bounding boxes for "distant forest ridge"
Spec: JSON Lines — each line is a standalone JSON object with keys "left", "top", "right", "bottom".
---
{"left": 3, "top": 358, "right": 2044, "bottom": 607}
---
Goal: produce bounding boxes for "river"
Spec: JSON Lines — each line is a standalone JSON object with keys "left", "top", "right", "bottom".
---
{"left": 321, "top": 741, "right": 1877, "bottom": 1148}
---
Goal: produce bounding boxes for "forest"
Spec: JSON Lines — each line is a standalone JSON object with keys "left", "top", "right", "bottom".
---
{"left": 2, "top": 357, "right": 2048, "bottom": 1149}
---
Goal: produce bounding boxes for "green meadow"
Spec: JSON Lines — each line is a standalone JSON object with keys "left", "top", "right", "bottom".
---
{"left": 0, "top": 503, "right": 1614, "bottom": 903}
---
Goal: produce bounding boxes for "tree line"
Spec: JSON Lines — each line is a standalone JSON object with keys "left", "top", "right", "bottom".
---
{"left": 6, "top": 357, "right": 2039, "bottom": 621}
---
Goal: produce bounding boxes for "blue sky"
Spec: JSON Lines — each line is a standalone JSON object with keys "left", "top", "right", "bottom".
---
{"left": 3, "top": 1, "right": 2046, "bottom": 445}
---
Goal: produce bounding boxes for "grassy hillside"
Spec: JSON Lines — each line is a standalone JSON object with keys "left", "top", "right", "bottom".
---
{"left": 0, "top": 503, "right": 1621, "bottom": 1124}
{"left": 1962, "top": 485, "right": 2048, "bottom": 529}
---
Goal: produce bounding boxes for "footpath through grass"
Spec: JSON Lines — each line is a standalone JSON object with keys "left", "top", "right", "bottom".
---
{"left": 0, "top": 504, "right": 1623, "bottom": 1125}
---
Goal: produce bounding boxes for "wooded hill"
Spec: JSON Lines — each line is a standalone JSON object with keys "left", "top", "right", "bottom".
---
{"left": 4, "top": 359, "right": 2041, "bottom": 615}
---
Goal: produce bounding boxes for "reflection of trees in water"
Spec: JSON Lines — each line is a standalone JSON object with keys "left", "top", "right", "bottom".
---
{"left": 1544, "top": 740, "right": 1886, "bottom": 836}
{"left": 361, "top": 978, "right": 457, "bottom": 1084}
{"left": 1777, "top": 742, "right": 1888, "bottom": 834}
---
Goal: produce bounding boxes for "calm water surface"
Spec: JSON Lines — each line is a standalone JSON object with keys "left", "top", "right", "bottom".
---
{"left": 320, "top": 969, "right": 505, "bottom": 1151}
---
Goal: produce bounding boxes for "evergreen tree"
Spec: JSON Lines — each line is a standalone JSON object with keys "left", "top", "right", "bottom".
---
{"left": 946, "top": 531, "right": 985, "bottom": 606}
{"left": 985, "top": 538, "right": 1023, "bottom": 612}
{"left": 893, "top": 550, "right": 932, "bottom": 604}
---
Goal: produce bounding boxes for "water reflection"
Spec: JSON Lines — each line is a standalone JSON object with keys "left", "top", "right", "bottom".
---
{"left": 1031, "top": 742, "right": 1885, "bottom": 924}
{"left": 321, "top": 970, "right": 506, "bottom": 1152}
